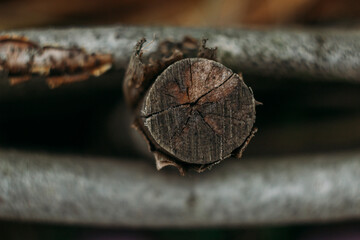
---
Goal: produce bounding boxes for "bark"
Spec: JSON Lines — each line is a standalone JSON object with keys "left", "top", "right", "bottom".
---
{"left": 0, "top": 35, "right": 113, "bottom": 88}
{"left": 0, "top": 26, "right": 360, "bottom": 100}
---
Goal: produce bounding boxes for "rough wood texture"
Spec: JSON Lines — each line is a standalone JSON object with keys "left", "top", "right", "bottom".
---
{"left": 123, "top": 37, "right": 215, "bottom": 109}
{"left": 0, "top": 35, "right": 113, "bottom": 88}
{"left": 1, "top": 26, "right": 360, "bottom": 101}
{"left": 1, "top": 149, "right": 360, "bottom": 227}
{"left": 140, "top": 58, "right": 256, "bottom": 164}
{"left": 123, "top": 37, "right": 231, "bottom": 173}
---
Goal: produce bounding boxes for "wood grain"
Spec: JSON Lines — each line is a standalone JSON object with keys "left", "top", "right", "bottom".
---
{"left": 140, "top": 58, "right": 256, "bottom": 164}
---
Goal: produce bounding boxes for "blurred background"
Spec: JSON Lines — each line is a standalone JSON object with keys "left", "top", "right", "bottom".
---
{"left": 0, "top": 0, "right": 360, "bottom": 30}
{"left": 0, "top": 0, "right": 360, "bottom": 239}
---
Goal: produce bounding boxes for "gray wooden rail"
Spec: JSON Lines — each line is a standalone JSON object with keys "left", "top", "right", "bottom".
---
{"left": 0, "top": 26, "right": 359, "bottom": 96}
{"left": 0, "top": 149, "right": 360, "bottom": 227}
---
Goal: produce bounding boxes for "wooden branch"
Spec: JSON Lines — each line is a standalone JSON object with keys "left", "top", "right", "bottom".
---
{"left": 0, "top": 26, "right": 359, "bottom": 100}
{"left": 123, "top": 37, "right": 256, "bottom": 172}
{"left": 0, "top": 149, "right": 359, "bottom": 227}
{"left": 139, "top": 58, "right": 256, "bottom": 164}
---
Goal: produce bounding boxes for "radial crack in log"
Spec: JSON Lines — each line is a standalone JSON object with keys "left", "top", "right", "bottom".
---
{"left": 123, "top": 37, "right": 216, "bottom": 109}
{"left": 141, "top": 58, "right": 256, "bottom": 165}
{"left": 127, "top": 59, "right": 257, "bottom": 175}
{"left": 124, "top": 37, "right": 257, "bottom": 174}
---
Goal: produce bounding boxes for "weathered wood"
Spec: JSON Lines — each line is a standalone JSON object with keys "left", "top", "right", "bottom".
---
{"left": 140, "top": 58, "right": 256, "bottom": 165}
{"left": 1, "top": 149, "right": 360, "bottom": 227}
{"left": 123, "top": 37, "right": 256, "bottom": 172}
{"left": 0, "top": 35, "right": 113, "bottom": 88}
{"left": 123, "top": 37, "right": 215, "bottom": 109}
{"left": 1, "top": 26, "right": 360, "bottom": 101}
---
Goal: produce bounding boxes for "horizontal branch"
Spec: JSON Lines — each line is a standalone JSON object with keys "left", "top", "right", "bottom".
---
{"left": 0, "top": 149, "right": 359, "bottom": 227}
{"left": 0, "top": 26, "right": 360, "bottom": 100}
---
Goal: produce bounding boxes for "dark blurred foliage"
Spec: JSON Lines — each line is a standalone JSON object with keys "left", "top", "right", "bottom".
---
{"left": 0, "top": 0, "right": 360, "bottom": 29}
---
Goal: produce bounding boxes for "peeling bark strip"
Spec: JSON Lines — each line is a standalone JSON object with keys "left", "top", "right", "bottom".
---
{"left": 124, "top": 38, "right": 257, "bottom": 174}
{"left": 0, "top": 35, "right": 113, "bottom": 88}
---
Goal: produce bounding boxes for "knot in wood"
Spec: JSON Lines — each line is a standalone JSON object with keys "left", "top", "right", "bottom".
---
{"left": 140, "top": 58, "right": 256, "bottom": 165}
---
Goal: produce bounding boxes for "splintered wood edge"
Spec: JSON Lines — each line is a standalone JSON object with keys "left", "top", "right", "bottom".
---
{"left": 124, "top": 37, "right": 218, "bottom": 109}
{"left": 233, "top": 127, "right": 258, "bottom": 159}
{"left": 132, "top": 118, "right": 226, "bottom": 175}
{"left": 154, "top": 151, "right": 185, "bottom": 176}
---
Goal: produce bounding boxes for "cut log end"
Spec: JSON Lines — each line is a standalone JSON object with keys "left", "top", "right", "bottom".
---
{"left": 140, "top": 58, "right": 256, "bottom": 165}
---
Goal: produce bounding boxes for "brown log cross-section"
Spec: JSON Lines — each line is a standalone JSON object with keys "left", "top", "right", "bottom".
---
{"left": 140, "top": 58, "right": 256, "bottom": 165}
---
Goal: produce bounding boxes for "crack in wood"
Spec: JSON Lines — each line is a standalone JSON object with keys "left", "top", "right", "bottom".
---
{"left": 141, "top": 103, "right": 190, "bottom": 119}
{"left": 196, "top": 110, "right": 220, "bottom": 136}
{"left": 192, "top": 72, "right": 235, "bottom": 106}
{"left": 170, "top": 113, "right": 191, "bottom": 142}
{"left": 169, "top": 67, "right": 186, "bottom": 92}
{"left": 138, "top": 58, "right": 256, "bottom": 166}
{"left": 204, "top": 64, "right": 215, "bottom": 83}
{"left": 187, "top": 59, "right": 192, "bottom": 101}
